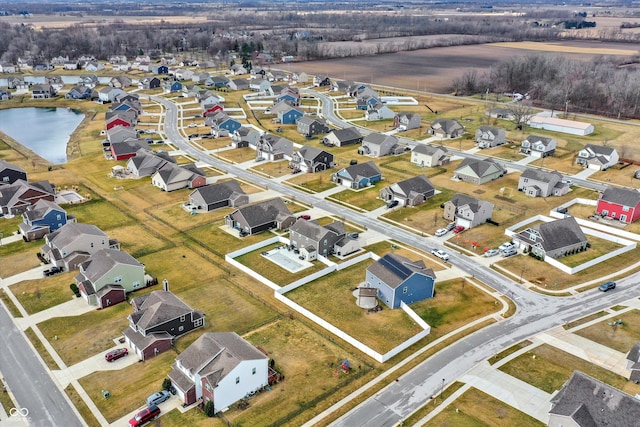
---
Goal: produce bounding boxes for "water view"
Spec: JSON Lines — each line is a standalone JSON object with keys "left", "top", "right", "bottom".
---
{"left": 0, "top": 107, "right": 85, "bottom": 164}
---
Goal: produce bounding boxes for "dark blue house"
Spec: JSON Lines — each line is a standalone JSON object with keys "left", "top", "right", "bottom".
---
{"left": 0, "top": 159, "right": 27, "bottom": 184}
{"left": 331, "top": 161, "right": 382, "bottom": 189}
{"left": 151, "top": 65, "right": 169, "bottom": 74}
{"left": 167, "top": 81, "right": 183, "bottom": 93}
{"left": 278, "top": 106, "right": 304, "bottom": 125}
{"left": 366, "top": 253, "right": 436, "bottom": 309}
{"left": 277, "top": 93, "right": 299, "bottom": 106}
{"left": 19, "top": 199, "right": 72, "bottom": 241}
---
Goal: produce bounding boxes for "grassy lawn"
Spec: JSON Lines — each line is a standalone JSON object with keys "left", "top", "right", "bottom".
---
{"left": 381, "top": 189, "right": 456, "bottom": 234}
{"left": 0, "top": 241, "right": 41, "bottom": 278}
{"left": 499, "top": 344, "right": 640, "bottom": 395}
{"left": 287, "top": 170, "right": 336, "bottom": 193}
{"left": 0, "top": 385, "right": 16, "bottom": 421}
{"left": 0, "top": 214, "right": 21, "bottom": 236}
{"left": 0, "top": 289, "right": 22, "bottom": 317}
{"left": 248, "top": 160, "right": 291, "bottom": 178}
{"left": 572, "top": 310, "right": 640, "bottom": 353}
{"left": 285, "top": 259, "right": 424, "bottom": 354}
{"left": 65, "top": 384, "right": 102, "bottom": 427}
{"left": 24, "top": 327, "right": 60, "bottom": 370}
{"left": 425, "top": 387, "right": 545, "bottom": 427}
{"left": 557, "top": 234, "right": 624, "bottom": 268}
{"left": 411, "top": 278, "right": 499, "bottom": 336}
{"left": 219, "top": 147, "right": 257, "bottom": 164}
{"left": 152, "top": 408, "right": 226, "bottom": 427}
{"left": 79, "top": 351, "right": 175, "bottom": 423}
{"left": 38, "top": 302, "right": 130, "bottom": 366}
{"left": 329, "top": 186, "right": 386, "bottom": 211}
{"left": 184, "top": 219, "right": 274, "bottom": 258}
{"left": 65, "top": 198, "right": 136, "bottom": 231}
{"left": 10, "top": 272, "right": 76, "bottom": 314}
{"left": 488, "top": 341, "right": 533, "bottom": 366}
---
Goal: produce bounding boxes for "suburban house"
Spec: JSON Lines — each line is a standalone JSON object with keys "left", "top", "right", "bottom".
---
{"left": 576, "top": 144, "right": 619, "bottom": 170}
{"left": 626, "top": 343, "right": 640, "bottom": 383}
{"left": 202, "top": 103, "right": 223, "bottom": 117}
{"left": 225, "top": 198, "right": 296, "bottom": 236}
{"left": 19, "top": 199, "right": 74, "bottom": 242}
{"left": 110, "top": 140, "right": 151, "bottom": 161}
{"left": 151, "top": 163, "right": 206, "bottom": 192}
{"left": 488, "top": 108, "right": 515, "bottom": 120}
{"left": 596, "top": 187, "right": 640, "bottom": 223}
{"left": 7, "top": 77, "right": 28, "bottom": 90}
{"left": 31, "top": 84, "right": 56, "bottom": 99}
{"left": 277, "top": 106, "right": 304, "bottom": 125}
{"left": 249, "top": 78, "right": 271, "bottom": 95}
{"left": 520, "top": 135, "right": 557, "bottom": 158}
{"left": 124, "top": 289, "right": 205, "bottom": 360}
{"left": 380, "top": 175, "right": 436, "bottom": 207}
{"left": 0, "top": 159, "right": 27, "bottom": 184}
{"left": 109, "top": 76, "right": 132, "bottom": 89}
{"left": 518, "top": 168, "right": 569, "bottom": 198}
{"left": 289, "top": 220, "right": 354, "bottom": 260}
{"left": 548, "top": 371, "right": 640, "bottom": 427}
{"left": 289, "top": 146, "right": 334, "bottom": 173}
{"left": 296, "top": 116, "right": 329, "bottom": 137}
{"left": 231, "top": 127, "right": 261, "bottom": 149}
{"left": 475, "top": 126, "right": 507, "bottom": 149}
{"left": 255, "top": 134, "right": 294, "bottom": 161}
{"left": 0, "top": 89, "right": 12, "bottom": 101}
{"left": 0, "top": 180, "right": 55, "bottom": 215}
{"left": 365, "top": 253, "right": 436, "bottom": 309}
{"left": 332, "top": 161, "right": 382, "bottom": 189}
{"left": 357, "top": 95, "right": 380, "bottom": 111}
{"left": 44, "top": 76, "right": 64, "bottom": 92}
{"left": 168, "top": 332, "right": 269, "bottom": 411}
{"left": 393, "top": 112, "right": 421, "bottom": 131}
{"left": 107, "top": 126, "right": 137, "bottom": 144}
{"left": 79, "top": 74, "right": 99, "bottom": 88}
{"left": 41, "top": 222, "right": 119, "bottom": 271}
{"left": 453, "top": 158, "right": 506, "bottom": 185}
{"left": 365, "top": 102, "right": 395, "bottom": 121}
{"left": 276, "top": 87, "right": 300, "bottom": 106}
{"left": 176, "top": 69, "right": 194, "bottom": 80}
{"left": 512, "top": 216, "right": 587, "bottom": 259}
{"left": 428, "top": 119, "right": 465, "bottom": 138}
{"left": 138, "top": 77, "right": 161, "bottom": 90}
{"left": 0, "top": 62, "right": 17, "bottom": 73}
{"left": 98, "top": 87, "right": 126, "bottom": 103}
{"left": 188, "top": 180, "right": 249, "bottom": 212}
{"left": 359, "top": 133, "right": 403, "bottom": 157}
{"left": 127, "top": 150, "right": 177, "bottom": 177}
{"left": 228, "top": 78, "right": 250, "bottom": 91}
{"left": 411, "top": 144, "right": 450, "bottom": 168}
{"left": 322, "top": 127, "right": 363, "bottom": 147}
{"left": 229, "top": 64, "right": 247, "bottom": 75}
{"left": 105, "top": 114, "right": 133, "bottom": 131}
{"left": 65, "top": 85, "right": 91, "bottom": 100}
{"left": 266, "top": 100, "right": 294, "bottom": 116}
{"left": 75, "top": 249, "right": 146, "bottom": 307}
{"left": 443, "top": 193, "right": 494, "bottom": 229}
{"left": 151, "top": 64, "right": 169, "bottom": 74}
{"left": 205, "top": 111, "right": 241, "bottom": 137}
{"left": 165, "top": 80, "right": 183, "bottom": 93}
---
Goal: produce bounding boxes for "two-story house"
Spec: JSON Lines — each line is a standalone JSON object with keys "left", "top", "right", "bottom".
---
{"left": 520, "top": 135, "right": 556, "bottom": 158}
{"left": 0, "top": 179, "right": 55, "bottom": 215}
{"left": 289, "top": 220, "right": 352, "bottom": 260}
{"left": 411, "top": 145, "right": 450, "bottom": 168}
{"left": 332, "top": 161, "right": 382, "bottom": 189}
{"left": 19, "top": 199, "right": 74, "bottom": 242}
{"left": 0, "top": 159, "right": 27, "bottom": 184}
{"left": 359, "top": 133, "right": 403, "bottom": 157}
{"left": 596, "top": 187, "right": 640, "bottom": 224}
{"left": 231, "top": 127, "right": 262, "bottom": 149}
{"left": 576, "top": 144, "right": 619, "bottom": 170}
{"left": 255, "top": 134, "right": 294, "bottom": 161}
{"left": 443, "top": 193, "right": 494, "bottom": 229}
{"left": 475, "top": 126, "right": 506, "bottom": 149}
{"left": 428, "top": 119, "right": 464, "bottom": 138}
{"left": 518, "top": 168, "right": 569, "bottom": 198}
{"left": 393, "top": 112, "right": 421, "bottom": 131}
{"left": 289, "top": 146, "right": 334, "bottom": 173}
{"left": 322, "top": 127, "right": 363, "bottom": 147}
{"left": 296, "top": 116, "right": 329, "bottom": 137}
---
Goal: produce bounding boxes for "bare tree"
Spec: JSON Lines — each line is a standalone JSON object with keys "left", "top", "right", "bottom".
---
{"left": 508, "top": 101, "right": 535, "bottom": 130}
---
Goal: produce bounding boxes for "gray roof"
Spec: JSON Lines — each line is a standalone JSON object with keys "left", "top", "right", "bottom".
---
{"left": 583, "top": 143, "right": 615, "bottom": 156}
{"left": 328, "top": 127, "right": 362, "bottom": 143}
{"left": 520, "top": 168, "right": 563, "bottom": 183}
{"left": 412, "top": 144, "right": 447, "bottom": 155}
{"left": 535, "top": 217, "right": 586, "bottom": 252}
{"left": 297, "top": 146, "right": 330, "bottom": 162}
{"left": 362, "top": 132, "right": 398, "bottom": 146}
{"left": 47, "top": 222, "right": 107, "bottom": 248}
{"left": 393, "top": 175, "right": 435, "bottom": 197}
{"left": 550, "top": 371, "right": 640, "bottom": 427}
{"left": 627, "top": 343, "right": 640, "bottom": 363}
{"left": 296, "top": 116, "right": 326, "bottom": 126}
{"left": 525, "top": 134, "right": 553, "bottom": 145}
{"left": 455, "top": 158, "right": 505, "bottom": 177}
{"left": 23, "top": 199, "right": 64, "bottom": 222}
{"left": 600, "top": 187, "right": 640, "bottom": 207}
{"left": 341, "top": 161, "right": 381, "bottom": 180}
{"left": 367, "top": 252, "right": 435, "bottom": 289}
{"left": 430, "top": 118, "right": 463, "bottom": 133}
{"left": 76, "top": 248, "right": 142, "bottom": 283}
{"left": 130, "top": 290, "right": 199, "bottom": 331}
{"left": 231, "top": 198, "right": 293, "bottom": 227}
{"left": 448, "top": 193, "right": 486, "bottom": 213}
{"left": 290, "top": 220, "right": 344, "bottom": 242}
{"left": 189, "top": 180, "right": 245, "bottom": 205}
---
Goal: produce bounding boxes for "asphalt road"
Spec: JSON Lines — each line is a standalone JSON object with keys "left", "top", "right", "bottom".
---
{"left": 0, "top": 303, "right": 83, "bottom": 427}
{"left": 154, "top": 94, "right": 634, "bottom": 426}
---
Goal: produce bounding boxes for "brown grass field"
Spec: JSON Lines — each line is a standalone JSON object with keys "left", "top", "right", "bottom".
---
{"left": 572, "top": 309, "right": 640, "bottom": 353}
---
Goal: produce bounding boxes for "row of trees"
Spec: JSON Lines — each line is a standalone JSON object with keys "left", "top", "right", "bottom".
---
{"left": 452, "top": 55, "right": 640, "bottom": 119}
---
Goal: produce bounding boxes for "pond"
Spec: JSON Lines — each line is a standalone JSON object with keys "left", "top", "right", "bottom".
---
{"left": 0, "top": 107, "right": 85, "bottom": 164}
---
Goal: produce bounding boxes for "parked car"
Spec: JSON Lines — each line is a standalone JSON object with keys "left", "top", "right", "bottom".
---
{"left": 146, "top": 391, "right": 171, "bottom": 406}
{"left": 431, "top": 249, "right": 449, "bottom": 262}
{"left": 187, "top": 123, "right": 198, "bottom": 128}
{"left": 501, "top": 247, "right": 517, "bottom": 257}
{"left": 445, "top": 222, "right": 456, "bottom": 231}
{"left": 484, "top": 249, "right": 500, "bottom": 257}
{"left": 452, "top": 225, "right": 465, "bottom": 234}
{"left": 498, "top": 242, "right": 515, "bottom": 252}
{"left": 434, "top": 228, "right": 448, "bottom": 237}
{"left": 129, "top": 405, "right": 161, "bottom": 427}
{"left": 598, "top": 281, "right": 616, "bottom": 292}
{"left": 105, "top": 348, "right": 128, "bottom": 362}
{"left": 387, "top": 200, "right": 399, "bottom": 209}
{"left": 299, "top": 214, "right": 311, "bottom": 220}
{"left": 347, "top": 232, "right": 359, "bottom": 239}
{"left": 43, "top": 266, "right": 63, "bottom": 277}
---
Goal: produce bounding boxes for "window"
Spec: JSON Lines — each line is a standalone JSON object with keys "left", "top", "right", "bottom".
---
{"left": 56, "top": 214, "right": 61, "bottom": 220}
{"left": 90, "top": 242, "right": 94, "bottom": 248}
{"left": 252, "top": 367, "right": 256, "bottom": 375}
{"left": 235, "top": 377, "right": 240, "bottom": 384}
{"left": 403, "top": 286, "right": 408, "bottom": 294}
{"left": 114, "top": 276, "right": 122, "bottom": 283}
{"left": 178, "top": 326, "right": 184, "bottom": 332}
{"left": 523, "top": 178, "right": 528, "bottom": 183}
{"left": 623, "top": 206, "right": 630, "bottom": 212}
{"left": 601, "top": 210, "right": 608, "bottom": 216}
{"left": 194, "top": 318, "right": 203, "bottom": 327}
{"left": 180, "top": 315, "right": 186, "bottom": 322}
{"left": 2, "top": 176, "right": 8, "bottom": 182}
{"left": 621, "top": 214, "right": 627, "bottom": 222}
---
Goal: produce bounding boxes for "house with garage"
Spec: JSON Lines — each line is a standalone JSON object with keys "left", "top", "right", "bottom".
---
{"left": 453, "top": 158, "right": 506, "bottom": 185}
{"left": 205, "top": 111, "right": 241, "bottom": 137}
{"left": 151, "top": 64, "right": 169, "bottom": 75}
{"left": 7, "top": 76, "right": 28, "bottom": 90}
{"left": 475, "top": 126, "right": 506, "bottom": 149}
{"left": 228, "top": 78, "right": 250, "bottom": 91}
{"left": 380, "top": 175, "right": 435, "bottom": 207}
{"left": 176, "top": 69, "right": 194, "bottom": 81}
{"left": 512, "top": 216, "right": 587, "bottom": 259}
{"left": 151, "top": 163, "right": 206, "bottom": 192}
{"left": 188, "top": 180, "right": 249, "bottom": 212}
{"left": 357, "top": 95, "right": 380, "bottom": 111}
{"left": 359, "top": 133, "right": 402, "bottom": 157}
{"left": 126, "top": 149, "right": 176, "bottom": 178}
{"left": 626, "top": 343, "right": 640, "bottom": 383}
{"left": 0, "top": 159, "right": 27, "bottom": 184}
{"left": 19, "top": 199, "right": 73, "bottom": 242}
{"left": 548, "top": 371, "right": 640, "bottom": 427}
{"left": 41, "top": 222, "right": 119, "bottom": 271}
{"left": 98, "top": 87, "right": 126, "bottom": 103}
{"left": 323, "top": 127, "right": 363, "bottom": 147}
{"left": 249, "top": 78, "right": 271, "bottom": 95}
{"left": 110, "top": 139, "right": 151, "bottom": 161}
{"left": 79, "top": 74, "right": 99, "bottom": 88}
{"left": 265, "top": 100, "right": 294, "bottom": 116}
{"left": 289, "top": 220, "right": 353, "bottom": 260}
{"left": 443, "top": 193, "right": 494, "bottom": 229}
{"left": 0, "top": 89, "right": 12, "bottom": 101}
{"left": 276, "top": 87, "right": 300, "bottom": 106}
{"left": 44, "top": 76, "right": 65, "bottom": 92}
{"left": 31, "top": 84, "right": 56, "bottom": 99}
{"left": 290, "top": 146, "right": 334, "bottom": 173}
{"left": 296, "top": 116, "right": 329, "bottom": 137}
{"left": 596, "top": 187, "right": 640, "bottom": 224}
{"left": 65, "top": 85, "right": 92, "bottom": 100}
{"left": 428, "top": 119, "right": 465, "bottom": 138}
{"left": 76, "top": 249, "right": 145, "bottom": 307}
{"left": 332, "top": 161, "right": 382, "bottom": 189}
{"left": 518, "top": 168, "right": 569, "bottom": 197}
{"left": 165, "top": 80, "right": 183, "bottom": 93}
{"left": 520, "top": 135, "right": 556, "bottom": 158}
{"left": 106, "top": 125, "right": 138, "bottom": 144}
{"left": 124, "top": 289, "right": 204, "bottom": 360}
{"left": 168, "top": 332, "right": 269, "bottom": 411}
{"left": 576, "top": 144, "right": 619, "bottom": 170}
{"left": 109, "top": 76, "right": 132, "bottom": 89}
{"left": 229, "top": 64, "right": 247, "bottom": 75}
{"left": 394, "top": 112, "right": 421, "bottom": 131}
{"left": 0, "top": 62, "right": 17, "bottom": 73}
{"left": 365, "top": 102, "right": 395, "bottom": 121}
{"left": 105, "top": 114, "right": 134, "bottom": 131}
{"left": 277, "top": 105, "right": 304, "bottom": 125}
{"left": 231, "top": 127, "right": 261, "bottom": 149}
{"left": 106, "top": 110, "right": 138, "bottom": 128}
{"left": 255, "top": 134, "right": 295, "bottom": 161}
{"left": 138, "top": 77, "right": 161, "bottom": 90}
{"left": 0, "top": 179, "right": 55, "bottom": 215}
{"left": 225, "top": 198, "right": 296, "bottom": 236}
{"left": 366, "top": 253, "right": 436, "bottom": 309}
{"left": 411, "top": 144, "right": 450, "bottom": 168}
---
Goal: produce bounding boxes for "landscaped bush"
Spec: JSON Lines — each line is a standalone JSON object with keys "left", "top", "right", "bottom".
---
{"left": 69, "top": 283, "right": 80, "bottom": 297}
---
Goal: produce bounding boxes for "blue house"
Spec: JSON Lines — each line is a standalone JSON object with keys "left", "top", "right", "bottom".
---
{"left": 19, "top": 199, "right": 73, "bottom": 241}
{"left": 151, "top": 65, "right": 169, "bottom": 74}
{"left": 366, "top": 253, "right": 436, "bottom": 309}
{"left": 277, "top": 92, "right": 299, "bottom": 106}
{"left": 331, "top": 161, "right": 382, "bottom": 189}
{"left": 65, "top": 85, "right": 92, "bottom": 100}
{"left": 167, "top": 80, "right": 183, "bottom": 93}
{"left": 278, "top": 106, "right": 304, "bottom": 125}
{"left": 204, "top": 111, "right": 241, "bottom": 136}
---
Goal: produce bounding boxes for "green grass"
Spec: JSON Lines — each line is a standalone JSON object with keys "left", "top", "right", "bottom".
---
{"left": 329, "top": 186, "right": 386, "bottom": 211}
{"left": 11, "top": 272, "right": 76, "bottom": 314}
{"left": 0, "top": 382, "right": 16, "bottom": 419}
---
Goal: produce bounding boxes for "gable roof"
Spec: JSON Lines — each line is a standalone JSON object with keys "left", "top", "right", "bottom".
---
{"left": 362, "top": 132, "right": 398, "bottom": 146}
{"left": 525, "top": 134, "right": 553, "bottom": 146}
{"left": 130, "top": 290, "right": 199, "bottom": 331}
{"left": 391, "top": 175, "right": 435, "bottom": 197}
{"left": 297, "top": 145, "right": 330, "bottom": 162}
{"left": 455, "top": 158, "right": 504, "bottom": 178}
{"left": 412, "top": 144, "right": 447, "bottom": 156}
{"left": 0, "top": 159, "right": 26, "bottom": 175}
{"left": 22, "top": 199, "right": 64, "bottom": 222}
{"left": 627, "top": 343, "right": 640, "bottom": 363}
{"left": 328, "top": 127, "right": 362, "bottom": 143}
{"left": 534, "top": 216, "right": 587, "bottom": 252}
{"left": 431, "top": 118, "right": 463, "bottom": 133}
{"left": 76, "top": 248, "right": 142, "bottom": 283}
{"left": 341, "top": 161, "right": 381, "bottom": 180}
{"left": 600, "top": 187, "right": 640, "bottom": 207}
{"left": 290, "top": 220, "right": 345, "bottom": 242}
{"left": 367, "top": 253, "right": 435, "bottom": 289}
{"left": 520, "top": 168, "right": 563, "bottom": 183}
{"left": 231, "top": 198, "right": 293, "bottom": 227}
{"left": 582, "top": 143, "right": 615, "bottom": 156}
{"left": 189, "top": 180, "right": 245, "bottom": 204}
{"left": 47, "top": 222, "right": 107, "bottom": 247}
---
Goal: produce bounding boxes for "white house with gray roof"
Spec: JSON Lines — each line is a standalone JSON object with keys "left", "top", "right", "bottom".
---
{"left": 231, "top": 127, "right": 262, "bottom": 149}
{"left": 520, "top": 135, "right": 556, "bottom": 158}
{"left": 255, "top": 134, "right": 295, "bottom": 161}
{"left": 512, "top": 216, "right": 587, "bottom": 260}
{"left": 453, "top": 158, "right": 506, "bottom": 185}
{"left": 289, "top": 220, "right": 356, "bottom": 260}
{"left": 475, "top": 126, "right": 506, "bottom": 149}
{"left": 332, "top": 161, "right": 382, "bottom": 189}
{"left": 168, "top": 332, "right": 269, "bottom": 410}
{"left": 411, "top": 144, "right": 450, "bottom": 168}
{"left": 322, "top": 127, "right": 363, "bottom": 147}
{"left": 576, "top": 144, "right": 619, "bottom": 170}
{"left": 380, "top": 175, "right": 435, "bottom": 207}
{"left": 393, "top": 112, "right": 421, "bottom": 131}
{"left": 443, "top": 193, "right": 494, "bottom": 229}
{"left": 518, "top": 168, "right": 569, "bottom": 197}
{"left": 365, "top": 102, "right": 395, "bottom": 121}
{"left": 428, "top": 118, "right": 465, "bottom": 138}
{"left": 359, "top": 133, "right": 403, "bottom": 157}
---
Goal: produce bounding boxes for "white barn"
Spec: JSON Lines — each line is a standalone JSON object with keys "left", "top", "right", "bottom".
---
{"left": 528, "top": 116, "right": 594, "bottom": 136}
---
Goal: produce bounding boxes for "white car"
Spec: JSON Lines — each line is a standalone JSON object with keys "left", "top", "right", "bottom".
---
{"left": 434, "top": 228, "right": 448, "bottom": 237}
{"left": 484, "top": 249, "right": 500, "bottom": 257}
{"left": 431, "top": 249, "right": 449, "bottom": 262}
{"left": 498, "top": 242, "right": 514, "bottom": 252}
{"left": 187, "top": 123, "right": 198, "bottom": 128}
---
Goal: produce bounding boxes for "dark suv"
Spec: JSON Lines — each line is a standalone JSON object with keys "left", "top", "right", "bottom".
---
{"left": 129, "top": 405, "right": 160, "bottom": 426}
{"left": 598, "top": 281, "right": 616, "bottom": 292}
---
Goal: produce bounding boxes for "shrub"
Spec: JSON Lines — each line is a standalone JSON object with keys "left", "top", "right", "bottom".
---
{"left": 162, "top": 378, "right": 172, "bottom": 391}
{"left": 69, "top": 283, "right": 80, "bottom": 297}
{"left": 204, "top": 400, "right": 215, "bottom": 417}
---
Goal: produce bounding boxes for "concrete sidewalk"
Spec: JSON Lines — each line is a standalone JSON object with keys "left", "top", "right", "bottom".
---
{"left": 14, "top": 297, "right": 94, "bottom": 331}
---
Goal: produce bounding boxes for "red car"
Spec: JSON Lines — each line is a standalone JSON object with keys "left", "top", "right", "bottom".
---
{"left": 452, "top": 225, "right": 465, "bottom": 234}
{"left": 105, "top": 348, "right": 128, "bottom": 362}
{"left": 129, "top": 405, "right": 160, "bottom": 427}
{"left": 299, "top": 214, "right": 311, "bottom": 220}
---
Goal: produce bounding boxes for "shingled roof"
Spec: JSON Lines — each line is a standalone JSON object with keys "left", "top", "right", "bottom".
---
{"left": 600, "top": 187, "right": 640, "bottom": 207}
{"left": 367, "top": 253, "right": 435, "bottom": 289}
{"left": 129, "top": 290, "right": 202, "bottom": 332}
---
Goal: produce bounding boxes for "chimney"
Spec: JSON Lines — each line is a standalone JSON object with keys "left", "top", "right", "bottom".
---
{"left": 163, "top": 279, "right": 169, "bottom": 292}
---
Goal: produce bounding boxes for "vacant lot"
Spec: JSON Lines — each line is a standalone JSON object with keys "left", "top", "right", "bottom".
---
{"left": 572, "top": 310, "right": 640, "bottom": 353}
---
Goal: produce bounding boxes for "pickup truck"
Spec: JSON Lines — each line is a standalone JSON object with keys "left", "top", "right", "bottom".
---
{"left": 43, "top": 266, "right": 63, "bottom": 277}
